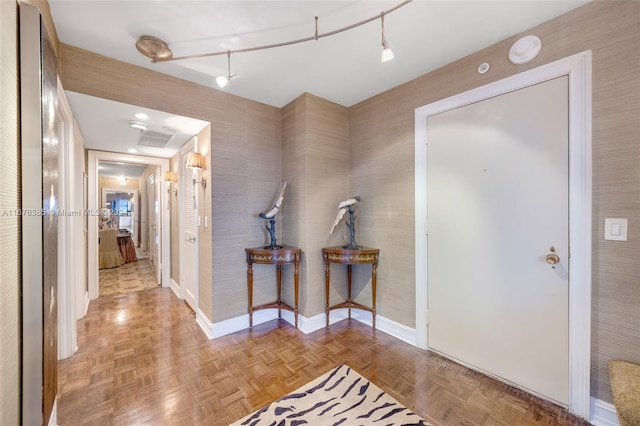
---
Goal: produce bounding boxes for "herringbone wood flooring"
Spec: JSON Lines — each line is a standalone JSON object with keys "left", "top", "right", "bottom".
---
{"left": 57, "top": 288, "right": 589, "bottom": 425}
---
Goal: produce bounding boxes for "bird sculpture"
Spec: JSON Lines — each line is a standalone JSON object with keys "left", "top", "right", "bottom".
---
{"left": 330, "top": 196, "right": 362, "bottom": 249}
{"left": 259, "top": 182, "right": 287, "bottom": 220}
{"left": 259, "top": 182, "right": 287, "bottom": 249}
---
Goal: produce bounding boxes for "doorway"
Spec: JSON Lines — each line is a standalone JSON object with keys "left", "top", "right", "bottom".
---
{"left": 414, "top": 51, "right": 592, "bottom": 417}
{"left": 87, "top": 151, "right": 170, "bottom": 300}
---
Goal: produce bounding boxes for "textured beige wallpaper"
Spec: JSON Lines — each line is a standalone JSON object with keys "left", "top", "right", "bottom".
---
{"left": 348, "top": 0, "right": 640, "bottom": 403}
{"left": 281, "top": 94, "right": 349, "bottom": 317}
{"left": 0, "top": 2, "right": 21, "bottom": 424}
{"left": 209, "top": 103, "right": 282, "bottom": 322}
{"left": 197, "top": 124, "right": 213, "bottom": 320}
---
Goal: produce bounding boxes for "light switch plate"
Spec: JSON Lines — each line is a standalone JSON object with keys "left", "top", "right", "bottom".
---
{"left": 604, "top": 218, "right": 627, "bottom": 241}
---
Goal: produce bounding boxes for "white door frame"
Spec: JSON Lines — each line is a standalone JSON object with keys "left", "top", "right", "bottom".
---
{"left": 178, "top": 137, "right": 199, "bottom": 310}
{"left": 147, "top": 170, "right": 161, "bottom": 283}
{"left": 414, "top": 51, "right": 592, "bottom": 418}
{"left": 87, "top": 150, "right": 170, "bottom": 299}
{"left": 56, "top": 77, "right": 78, "bottom": 360}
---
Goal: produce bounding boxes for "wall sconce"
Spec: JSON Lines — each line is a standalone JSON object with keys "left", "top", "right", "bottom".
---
{"left": 162, "top": 170, "right": 177, "bottom": 210}
{"left": 186, "top": 152, "right": 206, "bottom": 190}
{"left": 186, "top": 152, "right": 206, "bottom": 210}
{"left": 162, "top": 170, "right": 178, "bottom": 196}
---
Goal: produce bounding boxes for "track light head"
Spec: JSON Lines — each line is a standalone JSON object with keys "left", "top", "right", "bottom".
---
{"left": 216, "top": 50, "right": 238, "bottom": 89}
{"left": 380, "top": 11, "right": 395, "bottom": 63}
{"left": 381, "top": 41, "right": 395, "bottom": 62}
{"left": 216, "top": 75, "right": 229, "bottom": 88}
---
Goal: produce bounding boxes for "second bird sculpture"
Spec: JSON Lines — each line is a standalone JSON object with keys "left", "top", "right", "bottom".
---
{"left": 260, "top": 182, "right": 287, "bottom": 249}
{"left": 330, "top": 196, "right": 362, "bottom": 249}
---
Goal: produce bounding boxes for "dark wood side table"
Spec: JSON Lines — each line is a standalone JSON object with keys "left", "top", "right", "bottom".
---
{"left": 245, "top": 246, "right": 302, "bottom": 329}
{"left": 322, "top": 246, "right": 380, "bottom": 329}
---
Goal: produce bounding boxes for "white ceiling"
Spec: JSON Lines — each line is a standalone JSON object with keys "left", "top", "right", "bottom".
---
{"left": 50, "top": 1, "right": 588, "bottom": 157}
{"left": 65, "top": 91, "right": 209, "bottom": 158}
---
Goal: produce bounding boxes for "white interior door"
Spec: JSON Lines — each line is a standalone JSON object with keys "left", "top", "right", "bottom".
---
{"left": 427, "top": 76, "right": 569, "bottom": 405}
{"left": 180, "top": 139, "right": 198, "bottom": 311}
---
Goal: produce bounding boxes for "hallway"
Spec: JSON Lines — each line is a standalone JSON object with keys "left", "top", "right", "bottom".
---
{"left": 56, "top": 288, "right": 588, "bottom": 425}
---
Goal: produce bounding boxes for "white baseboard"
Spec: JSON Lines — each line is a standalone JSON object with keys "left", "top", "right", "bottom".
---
{"left": 298, "top": 312, "right": 333, "bottom": 334}
{"left": 196, "top": 309, "right": 214, "bottom": 339}
{"left": 590, "top": 397, "right": 619, "bottom": 426}
{"left": 48, "top": 397, "right": 57, "bottom": 426}
{"left": 83, "top": 291, "right": 90, "bottom": 316}
{"left": 197, "top": 309, "right": 286, "bottom": 339}
{"left": 195, "top": 306, "right": 417, "bottom": 347}
{"left": 170, "top": 278, "right": 181, "bottom": 299}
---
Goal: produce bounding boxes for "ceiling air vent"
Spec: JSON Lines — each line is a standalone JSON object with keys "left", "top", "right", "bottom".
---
{"left": 137, "top": 130, "right": 174, "bottom": 148}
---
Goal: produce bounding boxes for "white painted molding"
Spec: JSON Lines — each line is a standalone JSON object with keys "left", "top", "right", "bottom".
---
{"left": 170, "top": 278, "right": 181, "bottom": 300}
{"left": 83, "top": 291, "right": 90, "bottom": 317}
{"left": 48, "top": 397, "right": 57, "bottom": 426}
{"left": 590, "top": 398, "right": 619, "bottom": 426}
{"left": 197, "top": 307, "right": 417, "bottom": 347}
{"left": 195, "top": 310, "right": 214, "bottom": 339}
{"left": 298, "top": 312, "right": 329, "bottom": 334}
{"left": 414, "top": 50, "right": 592, "bottom": 419}
{"left": 211, "top": 310, "right": 278, "bottom": 338}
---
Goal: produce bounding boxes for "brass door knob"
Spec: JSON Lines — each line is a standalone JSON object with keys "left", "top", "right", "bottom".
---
{"left": 546, "top": 246, "right": 560, "bottom": 265}
{"left": 546, "top": 253, "right": 560, "bottom": 265}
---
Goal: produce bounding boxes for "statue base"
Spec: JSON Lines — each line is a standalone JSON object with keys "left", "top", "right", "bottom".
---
{"left": 263, "top": 244, "right": 284, "bottom": 250}
{"left": 342, "top": 242, "right": 362, "bottom": 250}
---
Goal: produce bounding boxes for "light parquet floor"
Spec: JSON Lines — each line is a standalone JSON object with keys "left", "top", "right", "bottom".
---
{"left": 57, "top": 288, "right": 590, "bottom": 426}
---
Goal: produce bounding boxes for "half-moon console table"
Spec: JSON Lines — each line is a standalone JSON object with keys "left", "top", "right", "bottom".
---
{"left": 322, "top": 246, "right": 380, "bottom": 329}
{"left": 245, "top": 246, "right": 302, "bottom": 329}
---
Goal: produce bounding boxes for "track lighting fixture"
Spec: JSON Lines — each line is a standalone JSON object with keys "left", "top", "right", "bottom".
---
{"left": 380, "top": 12, "right": 395, "bottom": 63}
{"left": 216, "top": 51, "right": 237, "bottom": 88}
{"left": 135, "top": 0, "right": 410, "bottom": 87}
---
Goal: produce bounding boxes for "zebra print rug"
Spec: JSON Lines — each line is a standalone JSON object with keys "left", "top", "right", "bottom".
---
{"left": 230, "top": 364, "right": 430, "bottom": 425}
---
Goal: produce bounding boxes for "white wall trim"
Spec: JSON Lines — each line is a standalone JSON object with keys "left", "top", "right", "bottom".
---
{"left": 196, "top": 308, "right": 416, "bottom": 346}
{"left": 48, "top": 397, "right": 57, "bottom": 426}
{"left": 56, "top": 78, "right": 77, "bottom": 360}
{"left": 590, "top": 398, "right": 619, "bottom": 426}
{"left": 196, "top": 310, "right": 214, "bottom": 339}
{"left": 83, "top": 291, "right": 90, "bottom": 316}
{"left": 170, "top": 278, "right": 181, "bottom": 300}
{"left": 414, "top": 51, "right": 592, "bottom": 419}
{"left": 298, "top": 312, "right": 330, "bottom": 334}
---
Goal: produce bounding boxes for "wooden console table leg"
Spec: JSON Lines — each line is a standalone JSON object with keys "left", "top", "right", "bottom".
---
{"left": 247, "top": 260, "right": 254, "bottom": 328}
{"left": 294, "top": 258, "right": 299, "bottom": 329}
{"left": 347, "top": 264, "right": 353, "bottom": 319}
{"left": 372, "top": 260, "right": 378, "bottom": 329}
{"left": 324, "top": 253, "right": 330, "bottom": 328}
{"left": 276, "top": 264, "right": 283, "bottom": 320}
